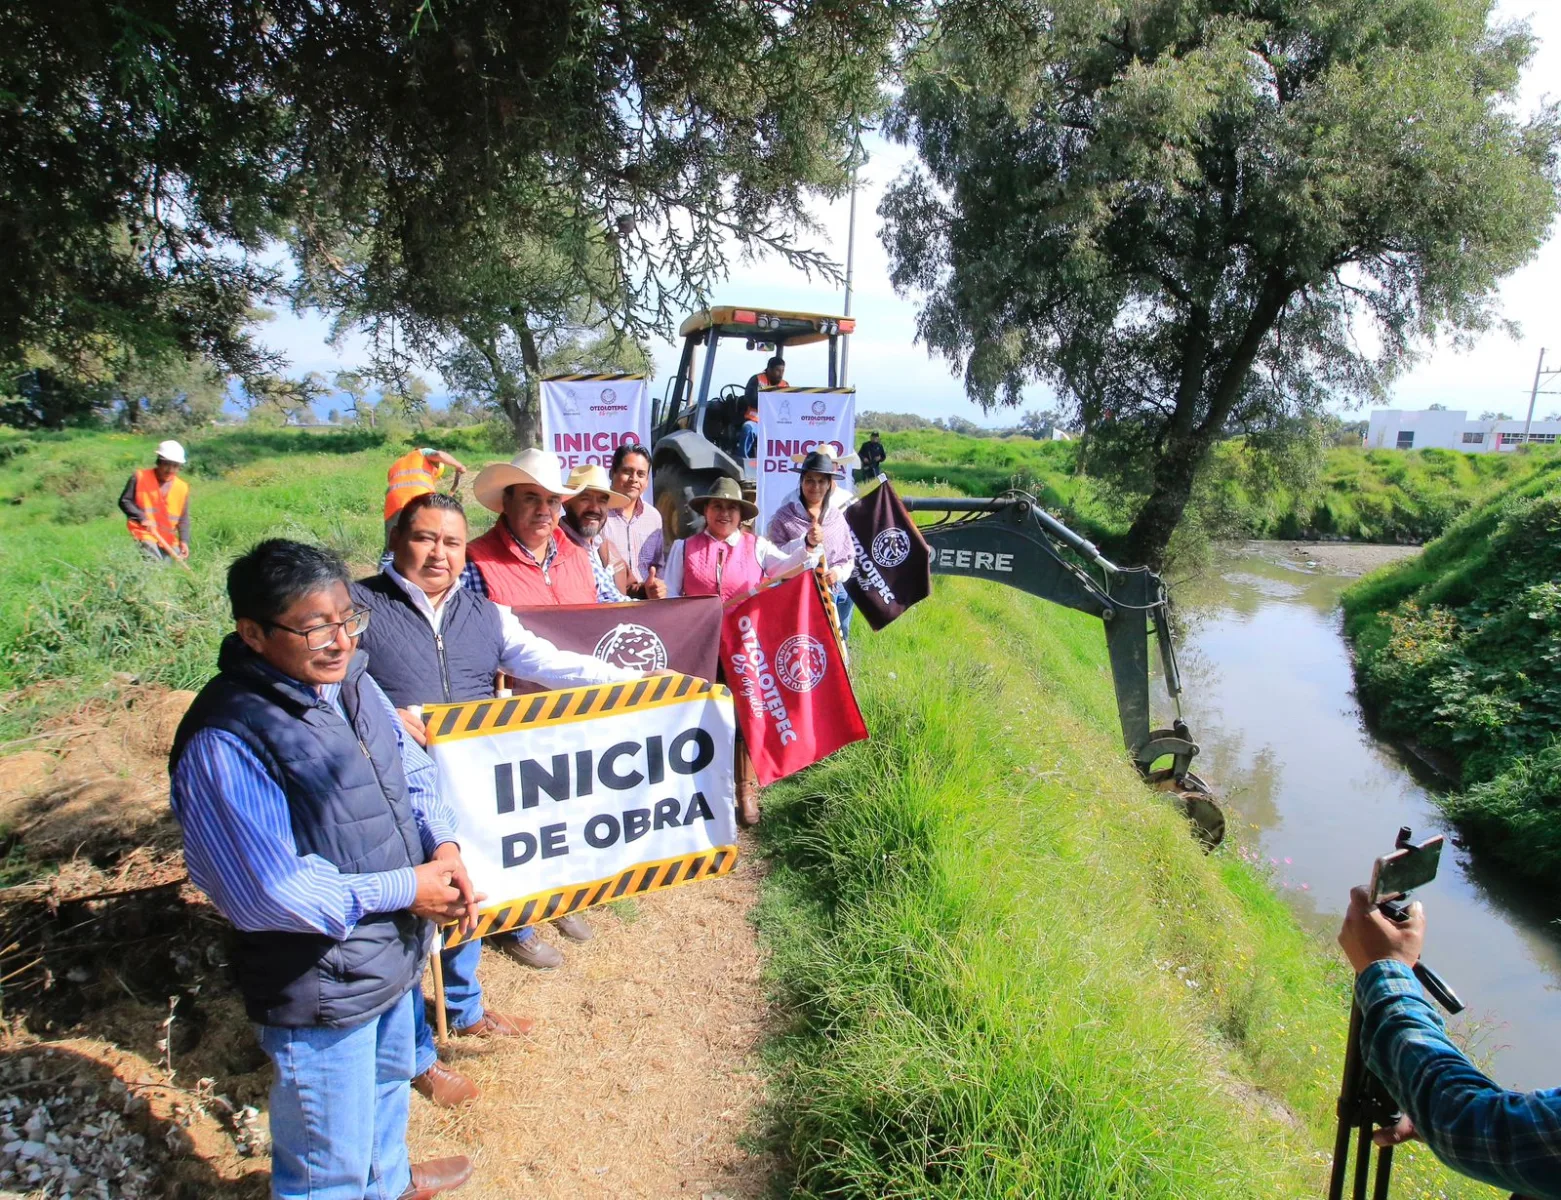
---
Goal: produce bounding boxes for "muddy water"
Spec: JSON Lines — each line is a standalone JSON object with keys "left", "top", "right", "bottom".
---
{"left": 1170, "top": 542, "right": 1561, "bottom": 1091}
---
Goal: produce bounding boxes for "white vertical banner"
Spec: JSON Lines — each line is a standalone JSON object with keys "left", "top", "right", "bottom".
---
{"left": 755, "top": 388, "right": 856, "bottom": 532}
{"left": 540, "top": 374, "right": 650, "bottom": 472}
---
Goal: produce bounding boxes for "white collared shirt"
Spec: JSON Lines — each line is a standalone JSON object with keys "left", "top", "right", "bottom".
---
{"left": 661, "top": 529, "right": 819, "bottom": 598}
{"left": 381, "top": 563, "right": 636, "bottom": 688}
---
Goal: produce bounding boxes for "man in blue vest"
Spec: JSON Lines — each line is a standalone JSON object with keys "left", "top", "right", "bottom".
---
{"left": 169, "top": 539, "right": 475, "bottom": 1200}
{"left": 353, "top": 491, "right": 644, "bottom": 1107}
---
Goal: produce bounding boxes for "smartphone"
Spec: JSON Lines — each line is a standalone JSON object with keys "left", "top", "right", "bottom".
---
{"left": 1370, "top": 834, "right": 1444, "bottom": 903}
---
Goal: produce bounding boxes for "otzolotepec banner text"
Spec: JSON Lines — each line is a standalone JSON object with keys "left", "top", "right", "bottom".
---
{"left": 423, "top": 673, "right": 738, "bottom": 946}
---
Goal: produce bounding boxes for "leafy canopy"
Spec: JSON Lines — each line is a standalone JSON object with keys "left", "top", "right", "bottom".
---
{"left": 881, "top": 0, "right": 1559, "bottom": 563}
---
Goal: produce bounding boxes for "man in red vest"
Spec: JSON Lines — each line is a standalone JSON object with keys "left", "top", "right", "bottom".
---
{"left": 118, "top": 440, "right": 191, "bottom": 561}
{"left": 463, "top": 450, "right": 597, "bottom": 605}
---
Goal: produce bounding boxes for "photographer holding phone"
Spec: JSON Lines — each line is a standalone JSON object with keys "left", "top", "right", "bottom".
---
{"left": 1338, "top": 885, "right": 1561, "bottom": 1199}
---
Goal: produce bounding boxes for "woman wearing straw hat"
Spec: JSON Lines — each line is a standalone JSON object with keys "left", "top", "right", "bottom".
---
{"left": 646, "top": 476, "right": 821, "bottom": 825}
{"left": 765, "top": 448, "right": 857, "bottom": 638}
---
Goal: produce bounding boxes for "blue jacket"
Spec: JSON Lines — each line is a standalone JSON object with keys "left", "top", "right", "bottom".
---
{"left": 350, "top": 573, "right": 504, "bottom": 708}
{"left": 170, "top": 635, "right": 427, "bottom": 1028}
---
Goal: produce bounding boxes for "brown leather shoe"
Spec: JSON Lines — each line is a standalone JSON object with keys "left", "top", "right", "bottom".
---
{"left": 491, "top": 934, "right": 563, "bottom": 970}
{"left": 551, "top": 913, "right": 593, "bottom": 942}
{"left": 455, "top": 1010, "right": 534, "bottom": 1039}
{"left": 398, "top": 1155, "right": 473, "bottom": 1199}
{"left": 737, "top": 783, "right": 760, "bottom": 827}
{"left": 411, "top": 1061, "right": 478, "bottom": 1108}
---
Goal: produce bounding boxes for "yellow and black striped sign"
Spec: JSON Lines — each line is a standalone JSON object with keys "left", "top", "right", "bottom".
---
{"left": 443, "top": 844, "right": 739, "bottom": 946}
{"left": 541, "top": 372, "right": 646, "bottom": 382}
{"left": 423, "top": 673, "right": 729, "bottom": 747}
{"left": 764, "top": 385, "right": 857, "bottom": 394}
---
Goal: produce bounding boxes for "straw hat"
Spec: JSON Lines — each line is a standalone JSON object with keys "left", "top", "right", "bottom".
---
{"left": 564, "top": 464, "right": 632, "bottom": 510}
{"left": 792, "top": 447, "right": 845, "bottom": 477}
{"left": 689, "top": 476, "right": 759, "bottom": 521}
{"left": 472, "top": 449, "right": 581, "bottom": 514}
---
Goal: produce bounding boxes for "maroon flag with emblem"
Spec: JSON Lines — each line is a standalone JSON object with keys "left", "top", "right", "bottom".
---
{"left": 507, "top": 597, "right": 721, "bottom": 694}
{"left": 721, "top": 572, "right": 867, "bottom": 784}
{"left": 843, "top": 478, "right": 931, "bottom": 630}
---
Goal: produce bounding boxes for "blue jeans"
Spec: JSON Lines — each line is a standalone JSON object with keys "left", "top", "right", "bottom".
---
{"left": 413, "top": 938, "right": 486, "bottom": 1076}
{"left": 834, "top": 582, "right": 854, "bottom": 641}
{"left": 742, "top": 420, "right": 758, "bottom": 459}
{"left": 256, "top": 988, "right": 415, "bottom": 1200}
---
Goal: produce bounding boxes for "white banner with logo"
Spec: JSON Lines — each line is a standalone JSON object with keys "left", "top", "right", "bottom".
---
{"left": 423, "top": 674, "right": 738, "bottom": 945}
{"left": 755, "top": 388, "right": 856, "bottom": 531}
{"left": 540, "top": 374, "right": 650, "bottom": 474}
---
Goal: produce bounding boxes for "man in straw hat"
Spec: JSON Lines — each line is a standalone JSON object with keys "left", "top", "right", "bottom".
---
{"left": 560, "top": 464, "right": 636, "bottom": 604}
{"left": 463, "top": 449, "right": 596, "bottom": 606}
{"left": 119, "top": 439, "right": 192, "bottom": 561}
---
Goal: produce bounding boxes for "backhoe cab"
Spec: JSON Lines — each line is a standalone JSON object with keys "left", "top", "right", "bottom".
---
{"left": 650, "top": 306, "right": 853, "bottom": 536}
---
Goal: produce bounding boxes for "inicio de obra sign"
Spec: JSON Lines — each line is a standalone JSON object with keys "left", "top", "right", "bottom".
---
{"left": 423, "top": 673, "right": 738, "bottom": 946}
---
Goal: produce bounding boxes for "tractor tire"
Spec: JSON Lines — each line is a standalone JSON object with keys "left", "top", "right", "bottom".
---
{"left": 652, "top": 461, "right": 729, "bottom": 542}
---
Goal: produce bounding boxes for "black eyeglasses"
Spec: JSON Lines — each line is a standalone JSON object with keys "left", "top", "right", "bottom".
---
{"left": 269, "top": 606, "right": 371, "bottom": 650}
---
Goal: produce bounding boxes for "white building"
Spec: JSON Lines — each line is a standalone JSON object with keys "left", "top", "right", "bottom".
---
{"left": 1366, "top": 409, "right": 1561, "bottom": 452}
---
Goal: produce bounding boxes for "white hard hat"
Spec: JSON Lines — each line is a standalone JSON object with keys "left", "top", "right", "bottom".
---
{"left": 155, "top": 440, "right": 187, "bottom": 465}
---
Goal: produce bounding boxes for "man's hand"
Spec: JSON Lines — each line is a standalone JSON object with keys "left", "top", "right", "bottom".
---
{"left": 398, "top": 708, "right": 428, "bottom": 748}
{"left": 432, "top": 842, "right": 485, "bottom": 935}
{"left": 1373, "top": 1115, "right": 1419, "bottom": 1148}
{"left": 176, "top": 542, "right": 190, "bottom": 560}
{"left": 410, "top": 861, "right": 468, "bottom": 925}
{"left": 431, "top": 450, "right": 469, "bottom": 474}
{"left": 643, "top": 566, "right": 667, "bottom": 600}
{"left": 1338, "top": 884, "right": 1424, "bottom": 975}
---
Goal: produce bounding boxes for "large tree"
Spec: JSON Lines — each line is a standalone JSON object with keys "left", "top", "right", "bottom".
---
{"left": 284, "top": 0, "right": 912, "bottom": 443}
{"left": 881, "top": 0, "right": 1559, "bottom": 565}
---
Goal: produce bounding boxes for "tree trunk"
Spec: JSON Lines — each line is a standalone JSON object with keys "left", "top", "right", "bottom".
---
{"left": 1124, "top": 435, "right": 1209, "bottom": 568}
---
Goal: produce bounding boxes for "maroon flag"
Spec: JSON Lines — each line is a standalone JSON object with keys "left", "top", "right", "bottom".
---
{"left": 721, "top": 572, "right": 867, "bottom": 784}
{"left": 507, "top": 597, "right": 722, "bottom": 694}
{"left": 844, "top": 478, "right": 932, "bottom": 630}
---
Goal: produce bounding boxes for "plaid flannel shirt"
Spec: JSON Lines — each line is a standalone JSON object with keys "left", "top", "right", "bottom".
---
{"left": 1358, "top": 959, "right": 1561, "bottom": 1198}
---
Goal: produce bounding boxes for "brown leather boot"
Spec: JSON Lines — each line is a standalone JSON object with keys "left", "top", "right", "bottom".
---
{"left": 735, "top": 742, "right": 760, "bottom": 827}
{"left": 411, "top": 1061, "right": 478, "bottom": 1108}
{"left": 454, "top": 1010, "right": 534, "bottom": 1039}
{"left": 551, "top": 913, "right": 594, "bottom": 942}
{"left": 398, "top": 1155, "right": 473, "bottom": 1199}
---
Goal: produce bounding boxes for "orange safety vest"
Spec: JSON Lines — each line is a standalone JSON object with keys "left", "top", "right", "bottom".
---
{"left": 126, "top": 469, "right": 189, "bottom": 548}
{"left": 383, "top": 450, "right": 443, "bottom": 521}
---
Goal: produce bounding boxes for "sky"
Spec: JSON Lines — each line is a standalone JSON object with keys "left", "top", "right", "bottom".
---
{"left": 256, "top": 1, "right": 1561, "bottom": 428}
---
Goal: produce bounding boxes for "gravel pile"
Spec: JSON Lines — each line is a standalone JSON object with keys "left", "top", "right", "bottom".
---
{"left": 0, "top": 1053, "right": 162, "bottom": 1199}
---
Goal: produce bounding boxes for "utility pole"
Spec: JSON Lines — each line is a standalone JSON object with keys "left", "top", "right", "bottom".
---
{"left": 1521, "top": 347, "right": 1561, "bottom": 444}
{"left": 840, "top": 133, "right": 861, "bottom": 387}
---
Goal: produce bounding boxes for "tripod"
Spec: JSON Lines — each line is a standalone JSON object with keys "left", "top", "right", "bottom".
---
{"left": 1326, "top": 911, "right": 1463, "bottom": 1200}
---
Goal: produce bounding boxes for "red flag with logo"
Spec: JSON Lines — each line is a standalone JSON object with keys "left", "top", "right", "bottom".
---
{"left": 721, "top": 571, "right": 867, "bottom": 784}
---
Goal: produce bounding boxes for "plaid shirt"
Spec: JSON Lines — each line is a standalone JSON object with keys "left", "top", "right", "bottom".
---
{"left": 1358, "top": 960, "right": 1561, "bottom": 1197}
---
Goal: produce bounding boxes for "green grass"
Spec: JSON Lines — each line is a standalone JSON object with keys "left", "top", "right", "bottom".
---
{"left": 755, "top": 577, "right": 1483, "bottom": 1198}
{"left": 0, "top": 425, "right": 503, "bottom": 739}
{"left": 1340, "top": 456, "right": 1561, "bottom": 886}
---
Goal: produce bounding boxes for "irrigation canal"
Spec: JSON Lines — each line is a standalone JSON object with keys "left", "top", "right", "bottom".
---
{"left": 1170, "top": 541, "right": 1561, "bottom": 1091}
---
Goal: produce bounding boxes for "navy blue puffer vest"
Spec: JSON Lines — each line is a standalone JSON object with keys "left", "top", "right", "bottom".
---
{"left": 349, "top": 573, "right": 504, "bottom": 708}
{"left": 170, "top": 635, "right": 427, "bottom": 1028}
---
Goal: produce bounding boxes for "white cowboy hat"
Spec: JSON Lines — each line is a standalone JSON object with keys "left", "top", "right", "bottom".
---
{"left": 564, "top": 464, "right": 632, "bottom": 510}
{"left": 472, "top": 449, "right": 581, "bottom": 513}
{"left": 155, "top": 440, "right": 187, "bottom": 464}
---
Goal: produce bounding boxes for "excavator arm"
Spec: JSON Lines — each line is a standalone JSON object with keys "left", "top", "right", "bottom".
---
{"left": 900, "top": 494, "right": 1221, "bottom": 844}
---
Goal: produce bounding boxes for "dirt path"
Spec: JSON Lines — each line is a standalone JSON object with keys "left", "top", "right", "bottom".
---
{"left": 0, "top": 688, "right": 776, "bottom": 1200}
{"left": 407, "top": 846, "right": 773, "bottom": 1199}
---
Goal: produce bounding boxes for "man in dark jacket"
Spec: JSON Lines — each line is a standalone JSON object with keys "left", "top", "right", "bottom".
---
{"left": 170, "top": 539, "right": 475, "bottom": 1200}
{"left": 353, "top": 492, "right": 641, "bottom": 1107}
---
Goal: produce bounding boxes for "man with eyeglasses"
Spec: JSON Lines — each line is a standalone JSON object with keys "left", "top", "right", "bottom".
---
{"left": 169, "top": 539, "right": 475, "bottom": 1200}
{"left": 351, "top": 491, "right": 644, "bottom": 1106}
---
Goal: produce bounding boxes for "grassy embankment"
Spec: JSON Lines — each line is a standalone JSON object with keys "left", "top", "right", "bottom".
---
{"left": 0, "top": 427, "right": 1492, "bottom": 1193}
{"left": 756, "top": 576, "right": 1485, "bottom": 1197}
{"left": 0, "top": 426, "right": 500, "bottom": 742}
{"left": 880, "top": 428, "right": 1556, "bottom": 547}
{"left": 1342, "top": 455, "right": 1561, "bottom": 887}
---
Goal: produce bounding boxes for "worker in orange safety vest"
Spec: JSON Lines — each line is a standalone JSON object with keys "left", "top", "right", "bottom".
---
{"left": 383, "top": 446, "right": 469, "bottom": 545}
{"left": 118, "top": 440, "right": 191, "bottom": 562}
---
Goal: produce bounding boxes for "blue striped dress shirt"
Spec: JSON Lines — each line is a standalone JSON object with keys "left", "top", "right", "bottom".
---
{"left": 170, "top": 669, "right": 457, "bottom": 940}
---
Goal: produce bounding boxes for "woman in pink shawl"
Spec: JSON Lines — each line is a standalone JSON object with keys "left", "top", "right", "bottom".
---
{"left": 765, "top": 448, "right": 857, "bottom": 637}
